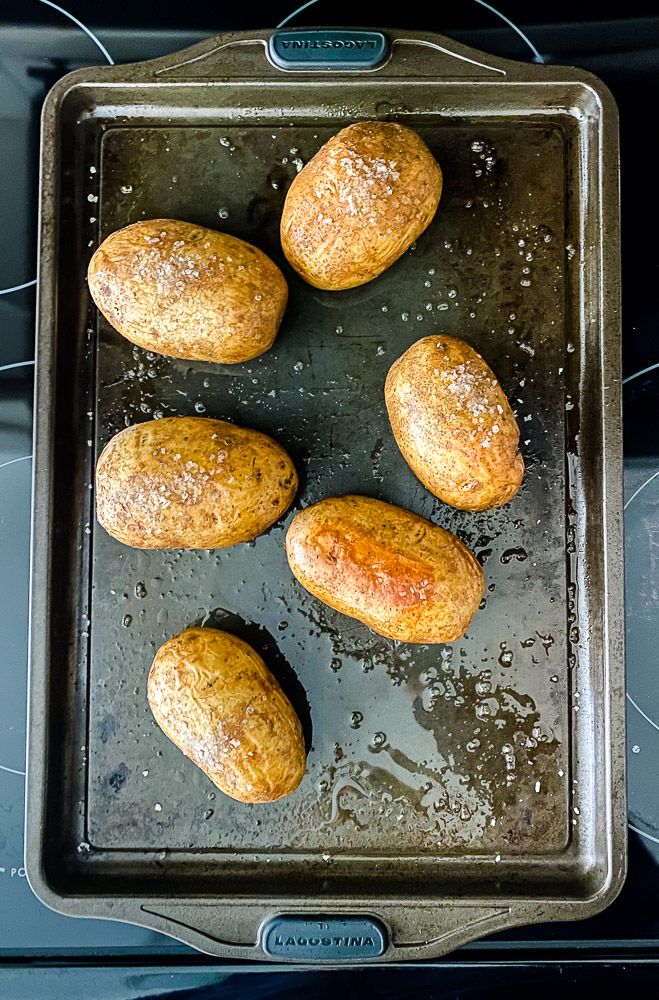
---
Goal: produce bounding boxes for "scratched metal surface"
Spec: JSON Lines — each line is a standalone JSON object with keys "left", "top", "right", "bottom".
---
{"left": 86, "top": 120, "right": 570, "bottom": 857}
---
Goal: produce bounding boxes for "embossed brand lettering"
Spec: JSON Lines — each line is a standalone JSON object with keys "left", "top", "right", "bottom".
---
{"left": 274, "top": 933, "right": 375, "bottom": 949}
{"left": 280, "top": 39, "right": 377, "bottom": 51}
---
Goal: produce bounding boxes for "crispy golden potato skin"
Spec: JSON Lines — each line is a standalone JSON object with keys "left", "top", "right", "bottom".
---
{"left": 286, "top": 495, "right": 483, "bottom": 644}
{"left": 96, "top": 416, "right": 297, "bottom": 549}
{"left": 280, "top": 122, "right": 442, "bottom": 290}
{"left": 148, "top": 628, "right": 306, "bottom": 803}
{"left": 385, "top": 336, "right": 524, "bottom": 511}
{"left": 87, "top": 219, "right": 288, "bottom": 364}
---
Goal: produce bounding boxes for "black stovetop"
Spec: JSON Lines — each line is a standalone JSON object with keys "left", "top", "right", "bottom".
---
{"left": 1, "top": 2, "right": 658, "bottom": 987}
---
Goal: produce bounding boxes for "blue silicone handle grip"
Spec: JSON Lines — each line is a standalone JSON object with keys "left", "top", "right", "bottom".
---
{"left": 262, "top": 915, "right": 387, "bottom": 960}
{"left": 269, "top": 30, "right": 389, "bottom": 71}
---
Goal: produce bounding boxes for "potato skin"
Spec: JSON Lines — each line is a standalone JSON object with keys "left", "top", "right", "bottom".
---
{"left": 385, "top": 336, "right": 524, "bottom": 511}
{"left": 88, "top": 219, "right": 288, "bottom": 363}
{"left": 147, "top": 628, "right": 306, "bottom": 803}
{"left": 96, "top": 416, "right": 297, "bottom": 549}
{"left": 280, "top": 122, "right": 442, "bottom": 290}
{"left": 286, "top": 495, "right": 483, "bottom": 644}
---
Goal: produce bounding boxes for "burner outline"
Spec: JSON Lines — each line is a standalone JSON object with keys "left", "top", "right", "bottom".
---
{"left": 276, "top": 0, "right": 545, "bottom": 63}
{"left": 0, "top": 1, "right": 113, "bottom": 299}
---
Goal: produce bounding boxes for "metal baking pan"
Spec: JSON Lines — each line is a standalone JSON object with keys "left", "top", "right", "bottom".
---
{"left": 27, "top": 27, "right": 625, "bottom": 962}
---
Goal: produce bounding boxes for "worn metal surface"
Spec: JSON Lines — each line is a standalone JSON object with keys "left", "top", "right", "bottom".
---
{"left": 27, "top": 29, "right": 624, "bottom": 961}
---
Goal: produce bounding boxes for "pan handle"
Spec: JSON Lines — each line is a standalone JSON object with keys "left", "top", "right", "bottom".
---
{"left": 136, "top": 899, "right": 520, "bottom": 962}
{"left": 150, "top": 28, "right": 515, "bottom": 82}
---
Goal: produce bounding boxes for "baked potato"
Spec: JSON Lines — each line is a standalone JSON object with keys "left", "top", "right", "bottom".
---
{"left": 96, "top": 416, "right": 297, "bottom": 549}
{"left": 280, "top": 121, "right": 442, "bottom": 290}
{"left": 385, "top": 336, "right": 524, "bottom": 511}
{"left": 148, "top": 627, "right": 306, "bottom": 803}
{"left": 88, "top": 219, "right": 288, "bottom": 363}
{"left": 285, "top": 495, "right": 483, "bottom": 644}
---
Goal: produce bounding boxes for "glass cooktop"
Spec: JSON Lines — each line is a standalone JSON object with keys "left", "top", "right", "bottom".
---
{"left": 1, "top": 1, "right": 658, "bottom": 960}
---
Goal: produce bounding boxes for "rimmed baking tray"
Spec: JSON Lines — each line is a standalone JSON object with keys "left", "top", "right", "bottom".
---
{"left": 27, "top": 28, "right": 624, "bottom": 962}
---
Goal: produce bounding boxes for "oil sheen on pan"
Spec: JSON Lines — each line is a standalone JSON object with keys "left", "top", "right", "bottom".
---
{"left": 88, "top": 122, "right": 569, "bottom": 856}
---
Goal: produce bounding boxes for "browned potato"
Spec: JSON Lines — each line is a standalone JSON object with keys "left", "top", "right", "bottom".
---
{"left": 148, "top": 628, "right": 306, "bottom": 803}
{"left": 280, "top": 122, "right": 442, "bottom": 290}
{"left": 88, "top": 219, "right": 288, "bottom": 363}
{"left": 286, "top": 495, "right": 483, "bottom": 644}
{"left": 385, "top": 336, "right": 524, "bottom": 511}
{"left": 96, "top": 416, "right": 297, "bottom": 549}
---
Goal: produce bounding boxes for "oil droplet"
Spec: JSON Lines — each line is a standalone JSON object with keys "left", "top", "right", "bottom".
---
{"left": 204, "top": 808, "right": 214, "bottom": 820}
{"left": 330, "top": 658, "right": 342, "bottom": 672}
{"left": 500, "top": 547, "right": 528, "bottom": 564}
{"left": 476, "top": 699, "right": 499, "bottom": 720}
{"left": 466, "top": 738, "right": 481, "bottom": 752}
{"left": 371, "top": 731, "right": 387, "bottom": 748}
{"left": 498, "top": 648, "right": 514, "bottom": 668}
{"left": 350, "top": 711, "right": 364, "bottom": 730}
{"left": 475, "top": 678, "right": 492, "bottom": 696}
{"left": 135, "top": 582, "right": 147, "bottom": 599}
{"left": 218, "top": 207, "right": 229, "bottom": 219}
{"left": 120, "top": 184, "right": 133, "bottom": 195}
{"left": 194, "top": 401, "right": 206, "bottom": 414}
{"left": 122, "top": 614, "right": 132, "bottom": 627}
{"left": 632, "top": 744, "right": 641, "bottom": 754}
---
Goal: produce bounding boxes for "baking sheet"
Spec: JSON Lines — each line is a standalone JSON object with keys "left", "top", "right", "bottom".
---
{"left": 27, "top": 29, "right": 624, "bottom": 961}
